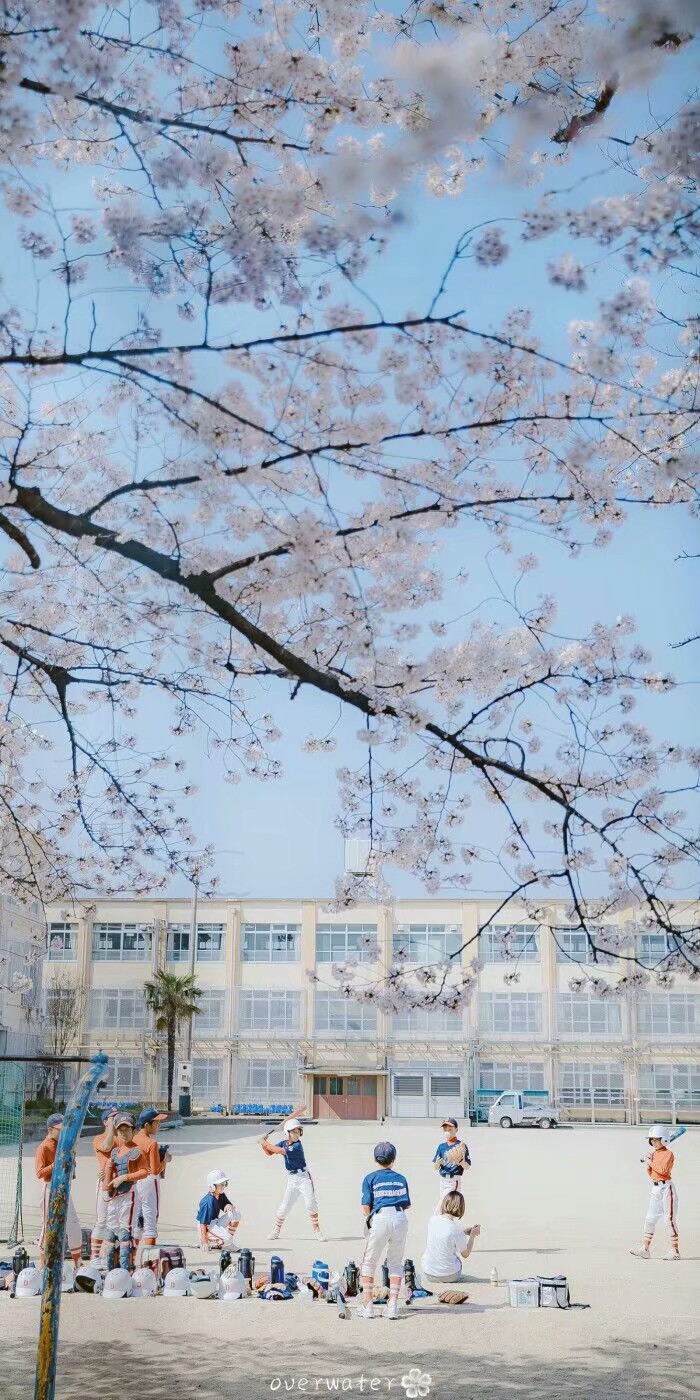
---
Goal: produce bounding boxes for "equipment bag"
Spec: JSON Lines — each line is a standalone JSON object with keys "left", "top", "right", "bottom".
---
{"left": 537, "top": 1275, "right": 570, "bottom": 1309}
{"left": 507, "top": 1277, "right": 540, "bottom": 1308}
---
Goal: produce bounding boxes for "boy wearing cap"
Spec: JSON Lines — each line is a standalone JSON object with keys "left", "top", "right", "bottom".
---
{"left": 91, "top": 1107, "right": 117, "bottom": 1259}
{"left": 260, "top": 1110, "right": 325, "bottom": 1241}
{"left": 196, "top": 1169, "right": 242, "bottom": 1250}
{"left": 631, "top": 1126, "right": 680, "bottom": 1261}
{"left": 35, "top": 1114, "right": 82, "bottom": 1268}
{"left": 104, "top": 1113, "right": 150, "bottom": 1270}
{"left": 133, "top": 1108, "right": 170, "bottom": 1252}
{"left": 358, "top": 1141, "right": 411, "bottom": 1321}
{"left": 432, "top": 1117, "right": 471, "bottom": 1204}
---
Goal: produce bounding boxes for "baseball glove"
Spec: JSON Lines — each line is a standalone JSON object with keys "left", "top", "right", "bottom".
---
{"left": 254, "top": 1275, "right": 271, "bottom": 1292}
{"left": 372, "top": 1285, "right": 389, "bottom": 1303}
{"left": 438, "top": 1290, "right": 470, "bottom": 1305}
{"left": 446, "top": 1143, "right": 467, "bottom": 1166}
{"left": 305, "top": 1278, "right": 325, "bottom": 1299}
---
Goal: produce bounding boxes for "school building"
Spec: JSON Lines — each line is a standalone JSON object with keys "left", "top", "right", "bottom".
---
{"left": 43, "top": 897, "right": 700, "bottom": 1124}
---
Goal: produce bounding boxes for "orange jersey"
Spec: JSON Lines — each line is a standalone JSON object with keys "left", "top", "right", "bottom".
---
{"left": 133, "top": 1129, "right": 162, "bottom": 1177}
{"left": 103, "top": 1140, "right": 150, "bottom": 1190}
{"left": 35, "top": 1136, "right": 56, "bottom": 1183}
{"left": 93, "top": 1128, "right": 115, "bottom": 1181}
{"left": 647, "top": 1146, "right": 674, "bottom": 1183}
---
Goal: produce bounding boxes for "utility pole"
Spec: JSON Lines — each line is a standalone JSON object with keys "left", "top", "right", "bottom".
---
{"left": 179, "top": 878, "right": 198, "bottom": 1117}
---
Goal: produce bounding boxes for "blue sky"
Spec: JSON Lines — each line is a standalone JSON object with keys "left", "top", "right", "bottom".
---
{"left": 5, "top": 25, "right": 698, "bottom": 902}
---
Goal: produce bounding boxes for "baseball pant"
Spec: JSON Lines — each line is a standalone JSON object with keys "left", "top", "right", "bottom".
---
{"left": 361, "top": 1207, "right": 408, "bottom": 1279}
{"left": 39, "top": 1182, "right": 81, "bottom": 1256}
{"left": 277, "top": 1170, "right": 317, "bottom": 1219}
{"left": 92, "top": 1184, "right": 111, "bottom": 1239}
{"left": 135, "top": 1175, "right": 160, "bottom": 1240}
{"left": 644, "top": 1181, "right": 679, "bottom": 1246}
{"left": 202, "top": 1211, "right": 241, "bottom": 1244}
{"left": 438, "top": 1175, "right": 463, "bottom": 1200}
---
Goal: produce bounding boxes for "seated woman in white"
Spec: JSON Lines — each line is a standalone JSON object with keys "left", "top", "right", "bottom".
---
{"left": 420, "top": 1190, "right": 480, "bottom": 1285}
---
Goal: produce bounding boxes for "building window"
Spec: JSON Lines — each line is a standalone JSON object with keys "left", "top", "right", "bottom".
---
{"left": 194, "top": 990, "right": 227, "bottom": 1036}
{"left": 559, "top": 1062, "right": 624, "bottom": 1107}
{"left": 238, "top": 989, "right": 303, "bottom": 1034}
{"left": 638, "top": 1063, "right": 700, "bottom": 1110}
{"left": 479, "top": 1061, "right": 546, "bottom": 1092}
{"left": 315, "top": 924, "right": 376, "bottom": 963}
{"left": 166, "top": 923, "right": 225, "bottom": 963}
{"left": 91, "top": 923, "right": 153, "bottom": 962}
{"left": 554, "top": 928, "right": 616, "bottom": 964}
{"left": 314, "top": 990, "right": 377, "bottom": 1036}
{"left": 557, "top": 993, "right": 622, "bottom": 1036}
{"left": 98, "top": 1057, "right": 143, "bottom": 1100}
{"left": 241, "top": 923, "right": 300, "bottom": 963}
{"left": 635, "top": 931, "right": 700, "bottom": 971}
{"left": 482, "top": 925, "right": 540, "bottom": 964}
{"left": 637, "top": 994, "right": 699, "bottom": 1037}
{"left": 479, "top": 993, "right": 542, "bottom": 1034}
{"left": 390, "top": 1007, "right": 464, "bottom": 1036}
{"left": 238, "top": 1059, "right": 299, "bottom": 1101}
{"left": 88, "top": 988, "right": 147, "bottom": 1032}
{"left": 47, "top": 922, "right": 77, "bottom": 961}
{"left": 393, "top": 925, "right": 461, "bottom": 965}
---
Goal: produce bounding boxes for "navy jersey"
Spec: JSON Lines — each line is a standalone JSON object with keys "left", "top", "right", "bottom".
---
{"left": 196, "top": 1190, "right": 232, "bottom": 1225}
{"left": 276, "top": 1138, "right": 307, "bottom": 1173}
{"left": 433, "top": 1139, "right": 470, "bottom": 1179}
{"left": 361, "top": 1168, "right": 411, "bottom": 1214}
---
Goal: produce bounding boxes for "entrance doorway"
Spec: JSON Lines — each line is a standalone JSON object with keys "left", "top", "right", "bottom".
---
{"left": 312, "top": 1075, "right": 378, "bottom": 1119}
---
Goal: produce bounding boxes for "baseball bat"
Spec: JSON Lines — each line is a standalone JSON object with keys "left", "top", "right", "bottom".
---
{"left": 639, "top": 1124, "right": 686, "bottom": 1160}
{"left": 260, "top": 1102, "right": 307, "bottom": 1142}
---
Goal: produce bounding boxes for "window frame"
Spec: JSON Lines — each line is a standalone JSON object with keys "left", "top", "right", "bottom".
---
{"left": 241, "top": 923, "right": 301, "bottom": 963}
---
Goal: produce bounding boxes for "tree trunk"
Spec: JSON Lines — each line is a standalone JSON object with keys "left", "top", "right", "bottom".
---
{"left": 167, "top": 1020, "right": 175, "bottom": 1110}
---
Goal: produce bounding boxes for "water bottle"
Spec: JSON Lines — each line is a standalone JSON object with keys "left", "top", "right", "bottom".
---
{"left": 239, "top": 1248, "right": 254, "bottom": 1281}
{"left": 343, "top": 1260, "right": 359, "bottom": 1297}
{"left": 403, "top": 1258, "right": 416, "bottom": 1293}
{"left": 270, "top": 1255, "right": 284, "bottom": 1285}
{"left": 311, "top": 1259, "right": 329, "bottom": 1290}
{"left": 490, "top": 1266, "right": 499, "bottom": 1287}
{"left": 381, "top": 1261, "right": 390, "bottom": 1290}
{"left": 219, "top": 1248, "right": 232, "bottom": 1274}
{"left": 12, "top": 1246, "right": 28, "bottom": 1278}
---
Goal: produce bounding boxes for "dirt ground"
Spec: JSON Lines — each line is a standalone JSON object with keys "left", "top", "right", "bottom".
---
{"left": 2, "top": 1121, "right": 699, "bottom": 1400}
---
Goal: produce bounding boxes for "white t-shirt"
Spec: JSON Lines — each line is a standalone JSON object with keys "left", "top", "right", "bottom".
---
{"left": 421, "top": 1215, "right": 466, "bottom": 1278}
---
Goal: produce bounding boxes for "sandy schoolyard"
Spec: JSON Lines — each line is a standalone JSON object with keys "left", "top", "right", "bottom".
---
{"left": 1, "top": 1120, "right": 698, "bottom": 1400}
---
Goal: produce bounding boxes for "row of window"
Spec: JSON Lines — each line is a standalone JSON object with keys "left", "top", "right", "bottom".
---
{"left": 91, "top": 1055, "right": 700, "bottom": 1108}
{"left": 47, "top": 919, "right": 699, "bottom": 968}
{"left": 79, "top": 986, "right": 700, "bottom": 1037}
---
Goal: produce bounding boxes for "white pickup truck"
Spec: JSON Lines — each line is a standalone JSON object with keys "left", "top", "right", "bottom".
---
{"left": 487, "top": 1091, "right": 559, "bottom": 1129}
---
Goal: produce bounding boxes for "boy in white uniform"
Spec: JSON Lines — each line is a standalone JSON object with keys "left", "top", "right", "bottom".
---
{"left": 260, "top": 1114, "right": 325, "bottom": 1241}
{"left": 196, "top": 1168, "right": 242, "bottom": 1249}
{"left": 358, "top": 1141, "right": 411, "bottom": 1321}
{"left": 630, "top": 1125, "right": 680, "bottom": 1260}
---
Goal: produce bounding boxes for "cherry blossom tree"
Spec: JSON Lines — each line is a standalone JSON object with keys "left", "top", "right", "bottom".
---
{"left": 0, "top": 1, "right": 698, "bottom": 1009}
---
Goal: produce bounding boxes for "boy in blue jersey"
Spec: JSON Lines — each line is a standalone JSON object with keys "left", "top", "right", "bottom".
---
{"left": 358, "top": 1141, "right": 411, "bottom": 1320}
{"left": 260, "top": 1114, "right": 325, "bottom": 1241}
{"left": 433, "top": 1117, "right": 471, "bottom": 1205}
{"left": 196, "top": 1167, "right": 241, "bottom": 1250}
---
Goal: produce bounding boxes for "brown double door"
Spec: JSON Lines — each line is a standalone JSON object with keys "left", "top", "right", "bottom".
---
{"left": 312, "top": 1074, "right": 378, "bottom": 1120}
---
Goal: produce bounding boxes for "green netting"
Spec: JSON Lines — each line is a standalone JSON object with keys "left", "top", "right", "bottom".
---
{"left": 0, "top": 1060, "right": 25, "bottom": 1243}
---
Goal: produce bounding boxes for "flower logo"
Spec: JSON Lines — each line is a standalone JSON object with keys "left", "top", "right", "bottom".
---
{"left": 401, "top": 1368, "right": 432, "bottom": 1399}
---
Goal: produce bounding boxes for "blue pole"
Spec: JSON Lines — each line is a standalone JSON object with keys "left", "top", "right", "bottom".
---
{"left": 34, "top": 1052, "right": 108, "bottom": 1400}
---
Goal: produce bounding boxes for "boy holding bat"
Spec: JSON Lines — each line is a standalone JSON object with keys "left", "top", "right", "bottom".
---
{"left": 631, "top": 1124, "right": 683, "bottom": 1261}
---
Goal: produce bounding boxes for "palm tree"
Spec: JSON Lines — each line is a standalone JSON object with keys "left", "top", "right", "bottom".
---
{"left": 143, "top": 970, "right": 202, "bottom": 1110}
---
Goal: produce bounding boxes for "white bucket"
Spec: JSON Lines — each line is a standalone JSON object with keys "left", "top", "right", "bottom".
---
{"left": 538, "top": 1276, "right": 570, "bottom": 1309}
{"left": 508, "top": 1278, "right": 540, "bottom": 1308}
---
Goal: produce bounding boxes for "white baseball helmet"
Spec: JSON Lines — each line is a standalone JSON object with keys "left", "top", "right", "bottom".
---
{"left": 648, "top": 1124, "right": 668, "bottom": 1143}
{"left": 61, "top": 1261, "right": 75, "bottom": 1293}
{"left": 74, "top": 1263, "right": 103, "bottom": 1295}
{"left": 206, "top": 1168, "right": 228, "bottom": 1190}
{"left": 103, "top": 1267, "right": 134, "bottom": 1299}
{"left": 132, "top": 1266, "right": 158, "bottom": 1298}
{"left": 189, "top": 1268, "right": 218, "bottom": 1299}
{"left": 163, "top": 1266, "right": 191, "bottom": 1297}
{"left": 283, "top": 1118, "right": 302, "bottom": 1134}
{"left": 218, "top": 1265, "right": 247, "bottom": 1300}
{"left": 15, "top": 1266, "right": 43, "bottom": 1298}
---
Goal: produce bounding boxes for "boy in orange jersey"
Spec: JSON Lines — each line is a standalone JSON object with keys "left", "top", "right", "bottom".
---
{"left": 630, "top": 1125, "right": 680, "bottom": 1261}
{"left": 91, "top": 1108, "right": 117, "bottom": 1259}
{"left": 35, "top": 1113, "right": 82, "bottom": 1268}
{"left": 133, "top": 1108, "right": 170, "bottom": 1253}
{"left": 104, "top": 1113, "right": 150, "bottom": 1270}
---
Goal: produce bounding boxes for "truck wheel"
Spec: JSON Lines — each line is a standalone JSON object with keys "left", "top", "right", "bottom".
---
{"left": 499, "top": 1115, "right": 513, "bottom": 1129}
{"left": 539, "top": 1117, "right": 553, "bottom": 1129}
